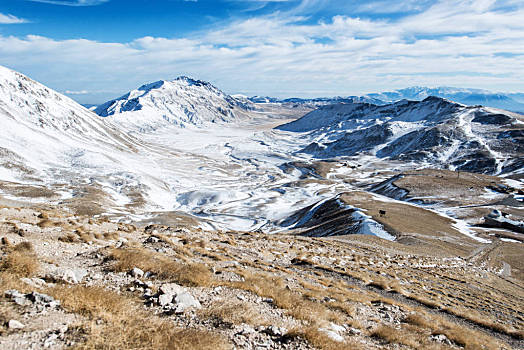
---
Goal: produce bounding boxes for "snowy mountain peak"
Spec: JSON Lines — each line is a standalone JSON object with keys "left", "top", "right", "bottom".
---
{"left": 95, "top": 76, "right": 252, "bottom": 130}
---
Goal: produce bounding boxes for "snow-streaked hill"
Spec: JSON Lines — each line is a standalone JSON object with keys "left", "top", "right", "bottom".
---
{"left": 95, "top": 77, "right": 254, "bottom": 132}
{"left": 277, "top": 97, "right": 524, "bottom": 175}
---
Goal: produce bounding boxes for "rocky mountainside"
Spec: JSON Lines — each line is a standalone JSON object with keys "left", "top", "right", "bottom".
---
{"left": 277, "top": 97, "right": 524, "bottom": 175}
{"left": 95, "top": 77, "right": 254, "bottom": 132}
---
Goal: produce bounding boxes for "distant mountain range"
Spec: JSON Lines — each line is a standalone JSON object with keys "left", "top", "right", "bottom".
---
{"left": 249, "top": 87, "right": 524, "bottom": 113}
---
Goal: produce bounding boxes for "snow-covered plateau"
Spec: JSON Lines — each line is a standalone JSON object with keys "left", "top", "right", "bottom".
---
{"left": 0, "top": 65, "right": 522, "bottom": 243}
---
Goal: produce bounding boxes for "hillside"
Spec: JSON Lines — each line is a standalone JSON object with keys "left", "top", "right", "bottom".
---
{"left": 277, "top": 97, "right": 524, "bottom": 175}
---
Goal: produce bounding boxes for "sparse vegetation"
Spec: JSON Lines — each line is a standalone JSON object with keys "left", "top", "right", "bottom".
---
{"left": 0, "top": 247, "right": 39, "bottom": 277}
{"left": 109, "top": 247, "right": 213, "bottom": 287}
{"left": 50, "top": 285, "right": 231, "bottom": 350}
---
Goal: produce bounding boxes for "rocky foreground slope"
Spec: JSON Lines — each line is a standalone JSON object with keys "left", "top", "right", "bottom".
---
{"left": 0, "top": 204, "right": 523, "bottom": 350}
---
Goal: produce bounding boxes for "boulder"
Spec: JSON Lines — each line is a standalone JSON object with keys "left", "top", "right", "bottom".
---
{"left": 8, "top": 320, "right": 25, "bottom": 329}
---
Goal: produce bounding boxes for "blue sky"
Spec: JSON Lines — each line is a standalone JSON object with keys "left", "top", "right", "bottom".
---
{"left": 1, "top": 0, "right": 523, "bottom": 103}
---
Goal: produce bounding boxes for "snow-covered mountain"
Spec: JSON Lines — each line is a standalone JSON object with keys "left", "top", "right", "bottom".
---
{"left": 364, "top": 87, "right": 524, "bottom": 113}
{"left": 95, "top": 77, "right": 254, "bottom": 132}
{"left": 0, "top": 65, "right": 143, "bottom": 182}
{"left": 277, "top": 97, "right": 524, "bottom": 175}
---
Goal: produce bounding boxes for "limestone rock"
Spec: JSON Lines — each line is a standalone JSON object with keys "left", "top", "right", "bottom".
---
{"left": 8, "top": 319, "right": 25, "bottom": 329}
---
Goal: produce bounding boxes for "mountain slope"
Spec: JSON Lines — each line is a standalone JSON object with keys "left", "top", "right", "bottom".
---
{"left": 0, "top": 65, "right": 144, "bottom": 182}
{"left": 277, "top": 97, "right": 524, "bottom": 175}
{"left": 95, "top": 77, "right": 253, "bottom": 132}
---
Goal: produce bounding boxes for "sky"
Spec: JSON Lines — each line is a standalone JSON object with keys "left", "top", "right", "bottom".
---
{"left": 0, "top": 0, "right": 523, "bottom": 104}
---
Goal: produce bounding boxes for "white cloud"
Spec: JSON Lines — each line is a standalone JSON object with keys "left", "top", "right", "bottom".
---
{"left": 1, "top": 0, "right": 523, "bottom": 102}
{"left": 0, "top": 13, "right": 29, "bottom": 24}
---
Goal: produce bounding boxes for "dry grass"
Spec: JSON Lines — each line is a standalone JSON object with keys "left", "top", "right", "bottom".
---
{"left": 12, "top": 241, "right": 33, "bottom": 252}
{"left": 109, "top": 247, "right": 213, "bottom": 287}
{"left": 403, "top": 309, "right": 511, "bottom": 349}
{"left": 288, "top": 326, "right": 361, "bottom": 350}
{"left": 199, "top": 301, "right": 268, "bottom": 327}
{"left": 50, "top": 285, "right": 231, "bottom": 350}
{"left": 228, "top": 271, "right": 343, "bottom": 325}
{"left": 370, "top": 325, "right": 421, "bottom": 348}
{"left": 0, "top": 249, "right": 39, "bottom": 277}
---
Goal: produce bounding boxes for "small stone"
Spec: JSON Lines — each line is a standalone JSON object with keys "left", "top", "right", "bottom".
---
{"left": 129, "top": 267, "right": 144, "bottom": 278}
{"left": 263, "top": 326, "right": 287, "bottom": 337}
{"left": 173, "top": 292, "right": 201, "bottom": 313}
{"left": 62, "top": 268, "right": 88, "bottom": 284}
{"left": 8, "top": 320, "right": 25, "bottom": 329}
{"left": 158, "top": 294, "right": 173, "bottom": 306}
{"left": 159, "top": 283, "right": 185, "bottom": 296}
{"left": 27, "top": 292, "right": 60, "bottom": 308}
{"left": 430, "top": 334, "right": 452, "bottom": 345}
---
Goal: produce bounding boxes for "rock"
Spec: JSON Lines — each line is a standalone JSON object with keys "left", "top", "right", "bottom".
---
{"left": 430, "top": 334, "right": 452, "bottom": 345}
{"left": 129, "top": 267, "right": 144, "bottom": 278}
{"left": 159, "top": 283, "right": 185, "bottom": 296}
{"left": 27, "top": 292, "right": 60, "bottom": 308}
{"left": 348, "top": 327, "right": 362, "bottom": 335}
{"left": 173, "top": 292, "right": 201, "bottom": 313}
{"left": 262, "top": 326, "right": 288, "bottom": 337}
{"left": 319, "top": 323, "right": 345, "bottom": 342}
{"left": 320, "top": 329, "right": 344, "bottom": 342}
{"left": 234, "top": 324, "right": 256, "bottom": 336}
{"left": 145, "top": 236, "right": 160, "bottom": 243}
{"left": 5, "top": 289, "right": 31, "bottom": 306}
{"left": 8, "top": 319, "right": 25, "bottom": 329}
{"left": 20, "top": 277, "right": 47, "bottom": 288}
{"left": 62, "top": 268, "right": 88, "bottom": 284}
{"left": 158, "top": 293, "right": 173, "bottom": 306}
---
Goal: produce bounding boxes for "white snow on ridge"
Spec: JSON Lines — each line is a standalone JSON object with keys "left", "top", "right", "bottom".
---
{"left": 95, "top": 76, "right": 253, "bottom": 132}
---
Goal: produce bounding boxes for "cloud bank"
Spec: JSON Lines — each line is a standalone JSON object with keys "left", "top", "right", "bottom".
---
{"left": 1, "top": 0, "right": 523, "bottom": 102}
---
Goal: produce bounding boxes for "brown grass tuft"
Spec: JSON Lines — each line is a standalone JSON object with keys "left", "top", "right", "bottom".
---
{"left": 288, "top": 326, "right": 361, "bottom": 350}
{"left": 0, "top": 250, "right": 39, "bottom": 277}
{"left": 199, "top": 301, "right": 268, "bottom": 327}
{"left": 109, "top": 247, "right": 213, "bottom": 287}
{"left": 12, "top": 241, "right": 33, "bottom": 252}
{"left": 370, "top": 325, "right": 419, "bottom": 348}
